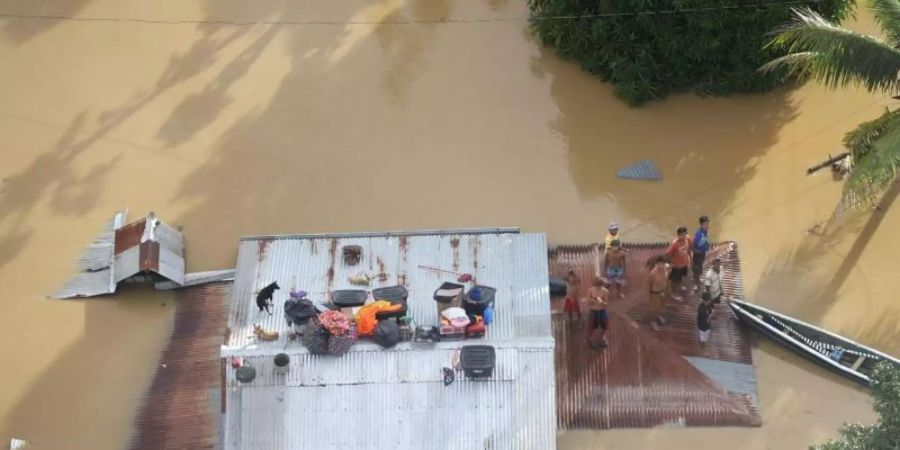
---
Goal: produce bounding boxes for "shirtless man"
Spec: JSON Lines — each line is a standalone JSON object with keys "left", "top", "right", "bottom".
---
{"left": 648, "top": 256, "right": 670, "bottom": 331}
{"left": 604, "top": 240, "right": 627, "bottom": 299}
{"left": 586, "top": 277, "right": 610, "bottom": 349}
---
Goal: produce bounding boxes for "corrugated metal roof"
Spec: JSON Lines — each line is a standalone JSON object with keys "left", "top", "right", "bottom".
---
{"left": 222, "top": 229, "right": 556, "bottom": 450}
{"left": 549, "top": 242, "right": 760, "bottom": 429}
{"left": 223, "top": 344, "right": 555, "bottom": 450}
{"left": 53, "top": 211, "right": 186, "bottom": 298}
{"left": 51, "top": 210, "right": 126, "bottom": 299}
{"left": 129, "top": 282, "right": 231, "bottom": 450}
{"left": 154, "top": 269, "right": 236, "bottom": 291}
{"left": 225, "top": 230, "right": 551, "bottom": 348}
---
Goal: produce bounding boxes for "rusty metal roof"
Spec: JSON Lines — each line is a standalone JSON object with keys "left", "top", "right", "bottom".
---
{"left": 221, "top": 228, "right": 557, "bottom": 450}
{"left": 129, "top": 282, "right": 231, "bottom": 450}
{"left": 53, "top": 211, "right": 185, "bottom": 298}
{"left": 549, "top": 242, "right": 760, "bottom": 429}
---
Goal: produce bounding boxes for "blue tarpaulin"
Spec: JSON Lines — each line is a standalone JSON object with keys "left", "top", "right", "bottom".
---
{"left": 617, "top": 160, "right": 662, "bottom": 181}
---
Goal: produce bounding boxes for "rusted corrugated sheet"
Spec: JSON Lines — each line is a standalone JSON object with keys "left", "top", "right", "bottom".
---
{"left": 550, "top": 242, "right": 760, "bottom": 429}
{"left": 114, "top": 219, "right": 146, "bottom": 255}
{"left": 129, "top": 282, "right": 231, "bottom": 450}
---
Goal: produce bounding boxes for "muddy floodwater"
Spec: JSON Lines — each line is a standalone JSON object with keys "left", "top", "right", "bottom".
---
{"left": 1, "top": 0, "right": 898, "bottom": 448}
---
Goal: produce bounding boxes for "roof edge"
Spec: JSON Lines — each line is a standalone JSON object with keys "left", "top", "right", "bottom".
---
{"left": 221, "top": 336, "right": 555, "bottom": 358}
{"left": 240, "top": 227, "right": 522, "bottom": 242}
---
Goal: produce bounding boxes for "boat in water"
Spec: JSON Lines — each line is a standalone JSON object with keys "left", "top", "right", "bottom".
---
{"left": 728, "top": 298, "right": 900, "bottom": 386}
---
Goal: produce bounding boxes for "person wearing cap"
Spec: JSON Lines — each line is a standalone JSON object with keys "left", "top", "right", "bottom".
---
{"left": 703, "top": 257, "right": 723, "bottom": 305}
{"left": 692, "top": 216, "right": 711, "bottom": 285}
{"left": 604, "top": 222, "right": 621, "bottom": 248}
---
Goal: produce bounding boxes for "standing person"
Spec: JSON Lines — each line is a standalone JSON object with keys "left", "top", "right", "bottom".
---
{"left": 604, "top": 222, "right": 621, "bottom": 248}
{"left": 603, "top": 240, "right": 627, "bottom": 299}
{"left": 648, "top": 256, "right": 670, "bottom": 331}
{"left": 692, "top": 216, "right": 711, "bottom": 285}
{"left": 586, "top": 277, "right": 609, "bottom": 349}
{"left": 563, "top": 270, "right": 582, "bottom": 323}
{"left": 666, "top": 226, "right": 693, "bottom": 301}
{"left": 703, "top": 258, "right": 723, "bottom": 305}
{"left": 697, "top": 292, "right": 716, "bottom": 345}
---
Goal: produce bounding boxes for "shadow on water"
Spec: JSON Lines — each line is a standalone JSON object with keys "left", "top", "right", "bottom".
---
{"left": 156, "top": 25, "right": 276, "bottom": 146}
{"left": 372, "top": 0, "right": 452, "bottom": 104}
{"left": 753, "top": 179, "right": 900, "bottom": 353}
{"left": 0, "top": 286, "right": 172, "bottom": 449}
{"left": 0, "top": 6, "right": 278, "bottom": 448}
{"left": 0, "top": 113, "right": 121, "bottom": 270}
{"left": 530, "top": 45, "right": 800, "bottom": 238}
{"left": 0, "top": 0, "right": 94, "bottom": 44}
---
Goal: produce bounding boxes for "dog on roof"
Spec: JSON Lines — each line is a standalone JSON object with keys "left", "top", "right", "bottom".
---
{"left": 256, "top": 281, "right": 280, "bottom": 315}
{"left": 253, "top": 324, "right": 279, "bottom": 341}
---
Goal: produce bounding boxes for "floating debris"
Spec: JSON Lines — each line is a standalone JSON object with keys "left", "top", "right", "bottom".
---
{"left": 617, "top": 160, "right": 662, "bottom": 181}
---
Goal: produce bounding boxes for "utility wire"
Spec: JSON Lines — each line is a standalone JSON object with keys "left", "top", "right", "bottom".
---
{"left": 0, "top": 0, "right": 820, "bottom": 26}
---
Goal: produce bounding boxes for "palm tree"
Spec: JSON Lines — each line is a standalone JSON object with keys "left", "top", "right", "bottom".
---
{"left": 761, "top": 2, "right": 900, "bottom": 205}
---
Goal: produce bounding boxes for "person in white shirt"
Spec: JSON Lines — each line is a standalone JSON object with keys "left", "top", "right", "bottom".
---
{"left": 703, "top": 258, "right": 723, "bottom": 304}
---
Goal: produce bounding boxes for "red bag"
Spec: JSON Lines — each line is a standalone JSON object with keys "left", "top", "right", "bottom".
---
{"left": 466, "top": 316, "right": 486, "bottom": 337}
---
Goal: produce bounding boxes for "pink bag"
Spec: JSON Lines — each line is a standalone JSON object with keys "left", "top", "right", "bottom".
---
{"left": 319, "top": 310, "right": 351, "bottom": 336}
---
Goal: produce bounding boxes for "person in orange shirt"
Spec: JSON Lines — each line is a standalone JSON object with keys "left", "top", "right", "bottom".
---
{"left": 666, "top": 226, "right": 693, "bottom": 301}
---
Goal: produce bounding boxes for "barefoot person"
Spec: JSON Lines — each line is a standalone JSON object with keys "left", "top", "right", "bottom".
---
{"left": 604, "top": 239, "right": 627, "bottom": 299}
{"left": 692, "top": 216, "right": 711, "bottom": 285}
{"left": 648, "top": 256, "right": 670, "bottom": 331}
{"left": 703, "top": 257, "right": 723, "bottom": 305}
{"left": 666, "top": 226, "right": 693, "bottom": 301}
{"left": 563, "top": 270, "right": 582, "bottom": 323}
{"left": 604, "top": 222, "right": 621, "bottom": 248}
{"left": 697, "top": 292, "right": 716, "bottom": 345}
{"left": 586, "top": 277, "right": 610, "bottom": 349}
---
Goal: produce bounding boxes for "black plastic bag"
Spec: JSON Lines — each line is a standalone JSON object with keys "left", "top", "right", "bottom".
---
{"left": 373, "top": 320, "right": 400, "bottom": 348}
{"left": 302, "top": 318, "right": 331, "bottom": 355}
{"left": 285, "top": 298, "right": 319, "bottom": 326}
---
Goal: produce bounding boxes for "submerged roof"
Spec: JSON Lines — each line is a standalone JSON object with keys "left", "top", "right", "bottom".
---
{"left": 52, "top": 211, "right": 185, "bottom": 299}
{"left": 222, "top": 228, "right": 556, "bottom": 450}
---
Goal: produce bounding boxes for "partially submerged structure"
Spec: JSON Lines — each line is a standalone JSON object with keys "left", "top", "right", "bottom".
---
{"left": 549, "top": 242, "right": 760, "bottom": 429}
{"left": 52, "top": 210, "right": 186, "bottom": 298}
{"left": 220, "top": 228, "right": 557, "bottom": 449}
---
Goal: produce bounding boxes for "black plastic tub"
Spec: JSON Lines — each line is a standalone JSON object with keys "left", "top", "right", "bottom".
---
{"left": 433, "top": 282, "right": 464, "bottom": 304}
{"left": 331, "top": 289, "right": 368, "bottom": 307}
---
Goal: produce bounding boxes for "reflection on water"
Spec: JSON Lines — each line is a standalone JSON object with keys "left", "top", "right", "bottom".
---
{"left": 0, "top": 0, "right": 896, "bottom": 448}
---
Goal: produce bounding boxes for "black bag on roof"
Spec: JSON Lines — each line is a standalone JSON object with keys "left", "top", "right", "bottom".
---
{"left": 373, "top": 320, "right": 400, "bottom": 348}
{"left": 285, "top": 298, "right": 319, "bottom": 326}
{"left": 302, "top": 317, "right": 331, "bottom": 355}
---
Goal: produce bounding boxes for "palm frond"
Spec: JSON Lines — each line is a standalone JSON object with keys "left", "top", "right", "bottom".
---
{"left": 761, "top": 8, "right": 900, "bottom": 95}
{"left": 870, "top": 0, "right": 900, "bottom": 48}
{"left": 842, "top": 109, "right": 900, "bottom": 205}
{"left": 843, "top": 107, "right": 900, "bottom": 156}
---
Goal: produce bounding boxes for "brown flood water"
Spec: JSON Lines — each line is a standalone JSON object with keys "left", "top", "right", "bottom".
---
{"left": 0, "top": 0, "right": 898, "bottom": 448}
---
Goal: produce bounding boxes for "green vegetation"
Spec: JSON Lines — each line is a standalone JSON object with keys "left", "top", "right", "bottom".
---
{"left": 527, "top": 0, "right": 854, "bottom": 106}
{"left": 810, "top": 362, "right": 900, "bottom": 450}
{"left": 762, "top": 2, "right": 900, "bottom": 205}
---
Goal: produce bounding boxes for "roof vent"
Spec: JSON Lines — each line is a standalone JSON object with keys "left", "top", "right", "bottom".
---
{"left": 274, "top": 353, "right": 290, "bottom": 374}
{"left": 460, "top": 345, "right": 495, "bottom": 379}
